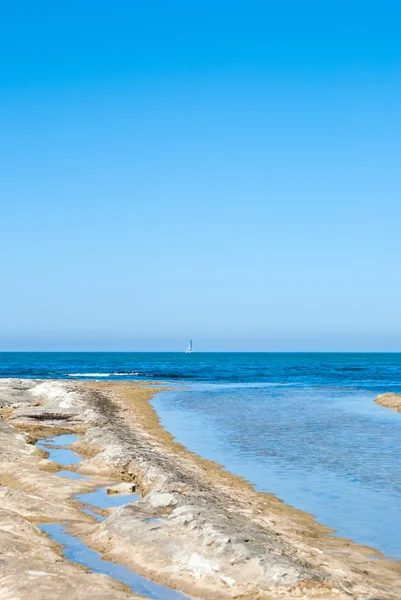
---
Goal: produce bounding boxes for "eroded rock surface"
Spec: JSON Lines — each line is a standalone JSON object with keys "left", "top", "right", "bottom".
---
{"left": 0, "top": 399, "right": 138, "bottom": 600}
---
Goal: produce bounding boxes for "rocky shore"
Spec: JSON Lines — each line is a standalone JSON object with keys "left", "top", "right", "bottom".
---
{"left": 1, "top": 378, "right": 401, "bottom": 599}
{"left": 375, "top": 393, "right": 401, "bottom": 413}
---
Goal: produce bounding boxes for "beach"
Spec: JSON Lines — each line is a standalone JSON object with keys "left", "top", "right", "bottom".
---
{"left": 1, "top": 378, "right": 400, "bottom": 600}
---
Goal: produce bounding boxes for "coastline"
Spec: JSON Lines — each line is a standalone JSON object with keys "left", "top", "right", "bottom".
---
{"left": 1, "top": 378, "right": 400, "bottom": 599}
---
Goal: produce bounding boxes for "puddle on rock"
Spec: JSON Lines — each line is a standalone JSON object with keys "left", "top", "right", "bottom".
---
{"left": 57, "top": 470, "right": 88, "bottom": 480}
{"left": 77, "top": 487, "right": 139, "bottom": 523}
{"left": 40, "top": 523, "right": 190, "bottom": 600}
{"left": 36, "top": 434, "right": 82, "bottom": 467}
{"left": 81, "top": 507, "right": 106, "bottom": 521}
{"left": 46, "top": 434, "right": 79, "bottom": 446}
{"left": 76, "top": 487, "right": 140, "bottom": 510}
{"left": 145, "top": 517, "right": 161, "bottom": 523}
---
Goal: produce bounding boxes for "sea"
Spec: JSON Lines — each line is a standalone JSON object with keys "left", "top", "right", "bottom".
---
{"left": 1, "top": 352, "right": 401, "bottom": 558}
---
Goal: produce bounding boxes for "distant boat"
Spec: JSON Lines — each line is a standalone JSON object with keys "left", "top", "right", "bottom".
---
{"left": 185, "top": 339, "right": 193, "bottom": 353}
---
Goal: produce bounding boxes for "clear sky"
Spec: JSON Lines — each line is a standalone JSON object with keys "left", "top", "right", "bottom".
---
{"left": 1, "top": 1, "right": 400, "bottom": 351}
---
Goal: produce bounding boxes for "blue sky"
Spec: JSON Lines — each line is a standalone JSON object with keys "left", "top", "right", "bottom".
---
{"left": 1, "top": 1, "right": 400, "bottom": 351}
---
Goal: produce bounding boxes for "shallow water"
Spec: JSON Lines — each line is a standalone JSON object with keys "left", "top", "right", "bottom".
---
{"left": 57, "top": 469, "right": 88, "bottom": 480}
{"left": 46, "top": 434, "right": 79, "bottom": 446}
{"left": 36, "top": 435, "right": 82, "bottom": 467}
{"left": 80, "top": 506, "right": 106, "bottom": 521}
{"left": 40, "top": 523, "right": 190, "bottom": 600}
{"left": 153, "top": 382, "right": 401, "bottom": 558}
{"left": 76, "top": 487, "right": 140, "bottom": 509}
{"left": 146, "top": 517, "right": 161, "bottom": 523}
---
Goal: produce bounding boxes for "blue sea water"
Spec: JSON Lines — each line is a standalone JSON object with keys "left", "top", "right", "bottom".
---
{"left": 2, "top": 352, "right": 401, "bottom": 557}
{"left": 2, "top": 352, "right": 401, "bottom": 389}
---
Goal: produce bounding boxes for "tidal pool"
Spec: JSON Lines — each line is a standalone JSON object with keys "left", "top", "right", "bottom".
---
{"left": 76, "top": 487, "right": 140, "bottom": 509}
{"left": 36, "top": 434, "right": 81, "bottom": 467}
{"left": 40, "top": 523, "right": 190, "bottom": 600}
{"left": 80, "top": 506, "right": 106, "bottom": 521}
{"left": 46, "top": 434, "right": 79, "bottom": 446}
{"left": 57, "top": 469, "right": 88, "bottom": 480}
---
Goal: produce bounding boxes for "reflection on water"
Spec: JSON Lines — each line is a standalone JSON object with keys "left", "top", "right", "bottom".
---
{"left": 153, "top": 384, "right": 401, "bottom": 558}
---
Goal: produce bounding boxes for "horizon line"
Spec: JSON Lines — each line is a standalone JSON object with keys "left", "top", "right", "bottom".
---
{"left": 0, "top": 350, "right": 400, "bottom": 354}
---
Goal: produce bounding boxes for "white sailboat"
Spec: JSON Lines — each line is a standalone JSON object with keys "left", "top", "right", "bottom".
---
{"left": 185, "top": 339, "right": 193, "bottom": 353}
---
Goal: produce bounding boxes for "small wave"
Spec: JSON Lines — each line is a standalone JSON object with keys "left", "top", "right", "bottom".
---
{"left": 67, "top": 371, "right": 143, "bottom": 378}
{"left": 67, "top": 373, "right": 112, "bottom": 377}
{"left": 111, "top": 371, "right": 142, "bottom": 376}
{"left": 111, "top": 371, "right": 185, "bottom": 378}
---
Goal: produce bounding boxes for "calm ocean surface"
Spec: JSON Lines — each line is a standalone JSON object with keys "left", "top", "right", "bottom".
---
{"left": 1, "top": 352, "right": 401, "bottom": 557}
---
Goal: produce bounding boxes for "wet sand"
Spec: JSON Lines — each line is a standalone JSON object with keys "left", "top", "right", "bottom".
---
{"left": 1, "top": 378, "right": 401, "bottom": 599}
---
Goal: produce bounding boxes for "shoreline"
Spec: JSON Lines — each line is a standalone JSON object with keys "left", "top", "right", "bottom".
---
{"left": 1, "top": 378, "right": 401, "bottom": 599}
